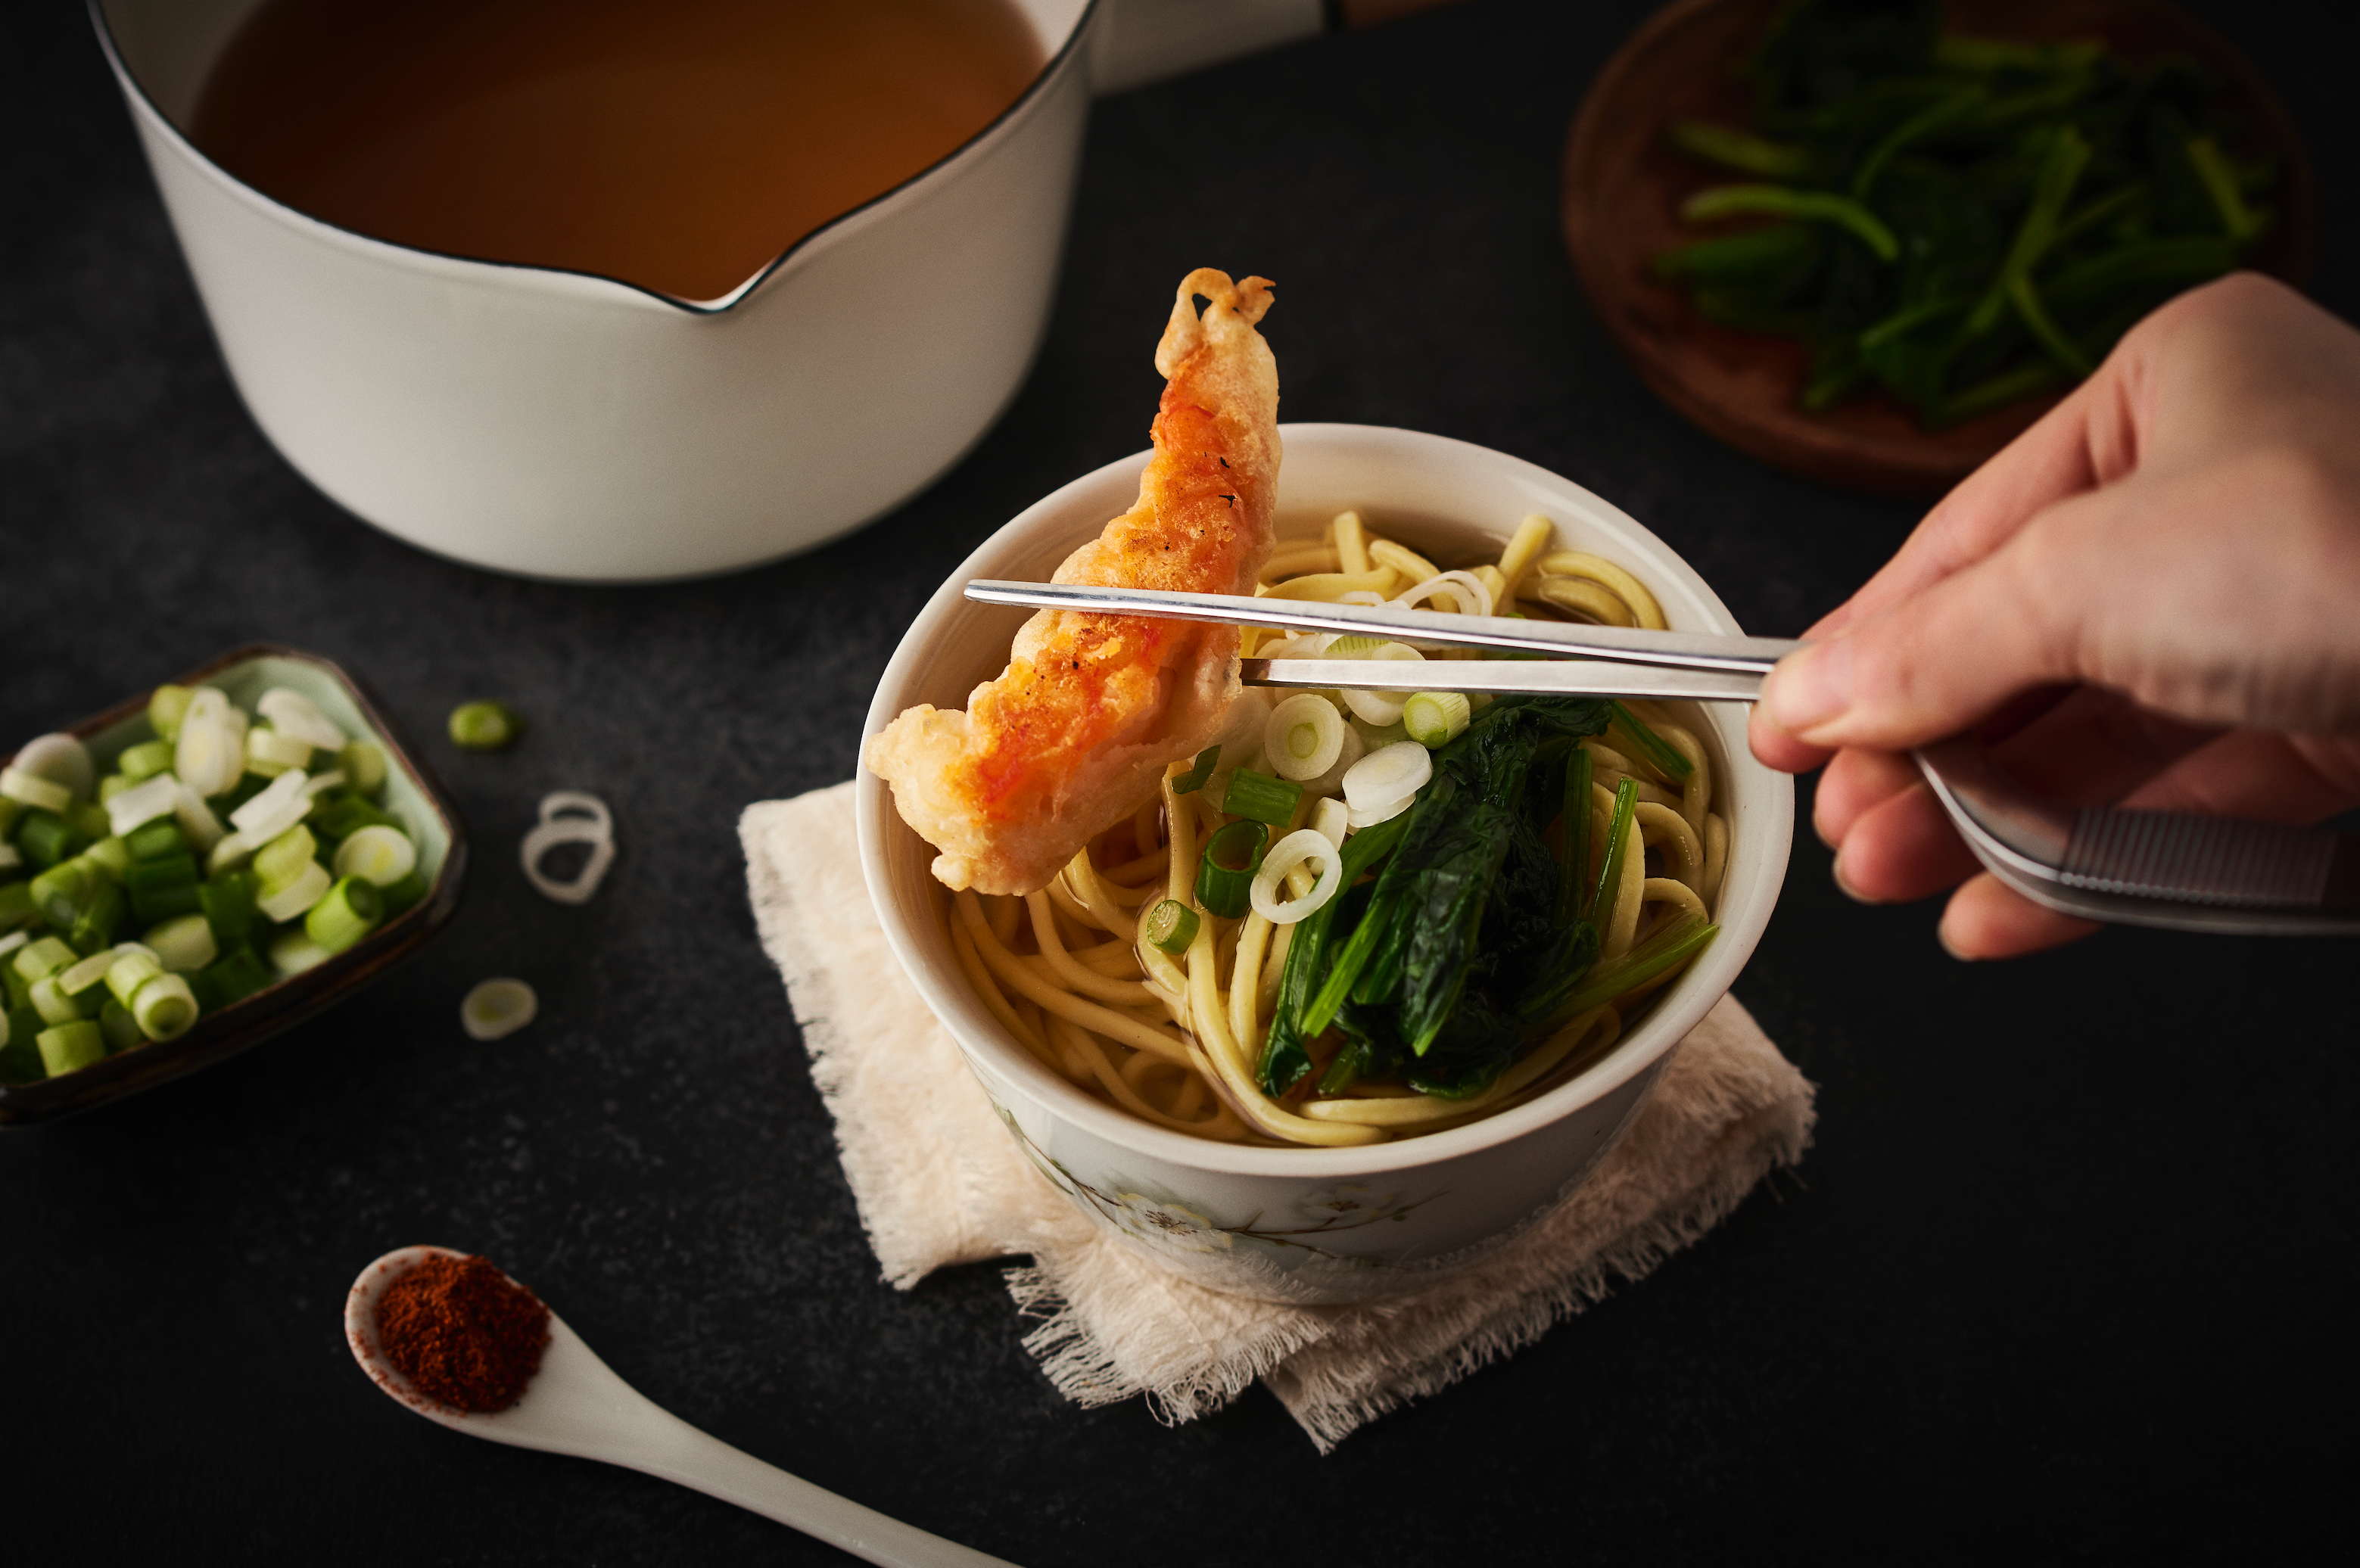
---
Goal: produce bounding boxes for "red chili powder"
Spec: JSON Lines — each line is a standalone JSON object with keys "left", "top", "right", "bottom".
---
{"left": 375, "top": 1252, "right": 551, "bottom": 1413}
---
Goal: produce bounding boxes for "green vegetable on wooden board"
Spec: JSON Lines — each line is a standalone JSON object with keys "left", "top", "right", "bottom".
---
{"left": 1654, "top": 0, "right": 2277, "bottom": 425}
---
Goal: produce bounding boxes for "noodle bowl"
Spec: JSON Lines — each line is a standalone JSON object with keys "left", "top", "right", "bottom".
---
{"left": 859, "top": 424, "right": 1790, "bottom": 1302}
{"left": 947, "top": 510, "right": 1730, "bottom": 1146}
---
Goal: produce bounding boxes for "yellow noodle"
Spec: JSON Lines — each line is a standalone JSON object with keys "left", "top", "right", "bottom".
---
{"left": 1163, "top": 771, "right": 1198, "bottom": 904}
{"left": 1653, "top": 721, "right": 1711, "bottom": 835}
{"left": 1640, "top": 876, "right": 1709, "bottom": 926}
{"left": 957, "top": 891, "right": 1193, "bottom": 1063}
{"left": 1026, "top": 891, "right": 1160, "bottom": 1004}
{"left": 1229, "top": 911, "right": 1274, "bottom": 1054}
{"left": 1703, "top": 813, "right": 1729, "bottom": 911}
{"left": 1066, "top": 849, "right": 1140, "bottom": 944}
{"left": 1368, "top": 537, "right": 1440, "bottom": 584}
{"left": 1333, "top": 509, "right": 1371, "bottom": 574}
{"left": 1263, "top": 568, "right": 1400, "bottom": 602}
{"left": 1132, "top": 797, "right": 1161, "bottom": 860}
{"left": 1185, "top": 918, "right": 1383, "bottom": 1146}
{"left": 1100, "top": 873, "right": 1157, "bottom": 907}
{"left": 951, "top": 915, "right": 1051, "bottom": 1060}
{"left": 1051, "top": 1015, "right": 1231, "bottom": 1135}
{"left": 1537, "top": 550, "right": 1666, "bottom": 629}
{"left": 1045, "top": 873, "right": 1104, "bottom": 932}
{"left": 1104, "top": 844, "right": 1171, "bottom": 886}
{"left": 1532, "top": 575, "right": 1635, "bottom": 627}
{"left": 1259, "top": 544, "right": 1340, "bottom": 580}
{"left": 987, "top": 891, "right": 1022, "bottom": 948}
{"left": 1259, "top": 920, "right": 1294, "bottom": 1011}
{"left": 1469, "top": 564, "right": 1509, "bottom": 611}
{"left": 1068, "top": 938, "right": 1144, "bottom": 978}
{"left": 1634, "top": 802, "right": 1703, "bottom": 891}
{"left": 1172, "top": 1069, "right": 1207, "bottom": 1118}
{"left": 1496, "top": 514, "right": 1555, "bottom": 601}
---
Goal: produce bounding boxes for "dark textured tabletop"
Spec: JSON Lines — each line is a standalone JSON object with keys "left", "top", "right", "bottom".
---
{"left": 4, "top": 1, "right": 2351, "bottom": 1560}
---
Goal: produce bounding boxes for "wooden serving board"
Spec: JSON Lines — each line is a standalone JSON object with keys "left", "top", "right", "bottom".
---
{"left": 1560, "top": 0, "right": 2312, "bottom": 498}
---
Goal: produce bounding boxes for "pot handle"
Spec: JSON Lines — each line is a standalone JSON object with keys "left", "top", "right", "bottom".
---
{"left": 1091, "top": 0, "right": 1464, "bottom": 96}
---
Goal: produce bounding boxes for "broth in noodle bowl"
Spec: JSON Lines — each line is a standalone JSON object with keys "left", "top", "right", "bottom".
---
{"left": 947, "top": 512, "right": 1727, "bottom": 1147}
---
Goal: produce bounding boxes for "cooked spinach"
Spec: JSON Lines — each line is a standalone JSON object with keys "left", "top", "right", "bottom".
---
{"left": 1654, "top": 0, "right": 2276, "bottom": 425}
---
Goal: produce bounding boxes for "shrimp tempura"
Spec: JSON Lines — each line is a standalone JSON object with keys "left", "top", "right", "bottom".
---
{"left": 867, "top": 269, "right": 1281, "bottom": 894}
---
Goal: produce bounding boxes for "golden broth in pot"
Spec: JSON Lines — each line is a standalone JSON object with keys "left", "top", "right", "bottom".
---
{"left": 191, "top": 0, "right": 1045, "bottom": 302}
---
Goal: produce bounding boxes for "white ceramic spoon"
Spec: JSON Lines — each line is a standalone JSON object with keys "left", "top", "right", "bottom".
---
{"left": 345, "top": 1246, "right": 1017, "bottom": 1567}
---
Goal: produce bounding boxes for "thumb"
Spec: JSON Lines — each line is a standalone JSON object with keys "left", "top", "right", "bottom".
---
{"left": 1758, "top": 490, "right": 2099, "bottom": 751}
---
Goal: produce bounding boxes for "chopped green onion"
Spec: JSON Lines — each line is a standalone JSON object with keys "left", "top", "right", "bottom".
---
{"left": 1558, "top": 745, "right": 1594, "bottom": 925}
{"left": 1326, "top": 634, "right": 1390, "bottom": 657}
{"left": 1141, "top": 898, "right": 1201, "bottom": 955}
{"left": 199, "top": 872, "right": 258, "bottom": 949}
{"left": 13, "top": 935, "right": 76, "bottom": 982}
{"left": 67, "top": 879, "right": 127, "bottom": 954}
{"left": 30, "top": 860, "right": 92, "bottom": 927}
{"left": 59, "top": 950, "right": 115, "bottom": 1001}
{"left": 130, "top": 972, "right": 199, "bottom": 1041}
{"left": 1172, "top": 745, "right": 1221, "bottom": 794}
{"left": 14, "top": 809, "right": 81, "bottom": 870}
{"left": 36, "top": 1020, "right": 106, "bottom": 1075}
{"left": 0, "top": 882, "right": 37, "bottom": 933}
{"left": 67, "top": 801, "right": 112, "bottom": 842}
{"left": 244, "top": 725, "right": 313, "bottom": 776}
{"left": 173, "top": 785, "right": 226, "bottom": 857}
{"left": 1311, "top": 795, "right": 1350, "bottom": 849}
{"left": 144, "top": 913, "right": 218, "bottom": 974}
{"left": 1263, "top": 693, "right": 1348, "bottom": 782}
{"left": 118, "top": 739, "right": 175, "bottom": 782}
{"left": 1403, "top": 691, "right": 1472, "bottom": 748}
{"left": 1195, "top": 819, "right": 1269, "bottom": 919}
{"left": 378, "top": 871, "right": 429, "bottom": 919}
{"left": 98, "top": 775, "right": 130, "bottom": 805}
{"left": 332, "top": 825, "right": 416, "bottom": 888}
{"left": 309, "top": 794, "right": 401, "bottom": 843}
{"left": 148, "top": 684, "right": 195, "bottom": 743}
{"left": 99, "top": 999, "right": 144, "bottom": 1053}
{"left": 126, "top": 853, "right": 202, "bottom": 926}
{"left": 229, "top": 769, "right": 313, "bottom": 838}
{"left": 84, "top": 837, "right": 130, "bottom": 882}
{"left": 253, "top": 825, "right": 319, "bottom": 892}
{"left": 1220, "top": 768, "right": 1303, "bottom": 827}
{"left": 461, "top": 978, "right": 538, "bottom": 1041}
{"left": 341, "top": 740, "right": 388, "bottom": 798}
{"left": 126, "top": 819, "right": 185, "bottom": 863}
{"left": 255, "top": 860, "right": 332, "bottom": 923}
{"left": 193, "top": 945, "right": 271, "bottom": 1010}
{"left": 257, "top": 688, "right": 347, "bottom": 751}
{"left": 448, "top": 701, "right": 525, "bottom": 751}
{"left": 30, "top": 974, "right": 97, "bottom": 1027}
{"left": 1607, "top": 701, "right": 1694, "bottom": 780}
{"left": 106, "top": 949, "right": 164, "bottom": 1007}
{"left": 304, "top": 876, "right": 381, "bottom": 955}
{"left": 268, "top": 929, "right": 329, "bottom": 978}
{"left": 0, "top": 766, "right": 72, "bottom": 814}
{"left": 1590, "top": 778, "right": 1640, "bottom": 932}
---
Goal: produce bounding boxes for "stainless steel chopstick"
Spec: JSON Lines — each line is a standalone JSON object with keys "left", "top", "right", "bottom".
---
{"left": 1240, "top": 658, "right": 1765, "bottom": 702}
{"left": 962, "top": 580, "right": 1804, "bottom": 674}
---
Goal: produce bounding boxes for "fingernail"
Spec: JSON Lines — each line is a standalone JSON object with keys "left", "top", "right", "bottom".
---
{"left": 1935, "top": 918, "right": 1979, "bottom": 962}
{"left": 1830, "top": 851, "right": 1880, "bottom": 905}
{"left": 1764, "top": 638, "right": 1854, "bottom": 736}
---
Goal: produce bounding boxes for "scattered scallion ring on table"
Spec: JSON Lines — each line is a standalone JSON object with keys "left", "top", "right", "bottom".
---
{"left": 461, "top": 978, "right": 539, "bottom": 1041}
{"left": 519, "top": 792, "right": 617, "bottom": 906}
{"left": 448, "top": 701, "right": 525, "bottom": 751}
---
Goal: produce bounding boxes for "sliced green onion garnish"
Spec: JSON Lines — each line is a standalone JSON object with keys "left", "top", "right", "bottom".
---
{"left": 1172, "top": 745, "right": 1221, "bottom": 794}
{"left": 378, "top": 871, "right": 429, "bottom": 919}
{"left": 340, "top": 741, "right": 388, "bottom": 798}
{"left": 59, "top": 950, "right": 115, "bottom": 1000}
{"left": 461, "top": 977, "right": 538, "bottom": 1041}
{"left": 130, "top": 972, "right": 199, "bottom": 1041}
{"left": 253, "top": 825, "right": 319, "bottom": 892}
{"left": 97, "top": 776, "right": 129, "bottom": 805}
{"left": 100, "top": 999, "right": 144, "bottom": 1053}
{"left": 257, "top": 688, "right": 348, "bottom": 751}
{"left": 1590, "top": 777, "right": 1640, "bottom": 933}
{"left": 0, "top": 883, "right": 36, "bottom": 934}
{"left": 105, "top": 771, "right": 182, "bottom": 839}
{"left": 268, "top": 929, "right": 330, "bottom": 978}
{"left": 117, "top": 739, "right": 175, "bottom": 782}
{"left": 449, "top": 701, "right": 525, "bottom": 751}
{"left": 13, "top": 935, "right": 76, "bottom": 982}
{"left": 67, "top": 879, "right": 127, "bottom": 954}
{"left": 255, "top": 860, "right": 332, "bottom": 923}
{"left": 14, "top": 809, "right": 80, "bottom": 870}
{"left": 106, "top": 948, "right": 164, "bottom": 1008}
{"left": 199, "top": 871, "right": 257, "bottom": 949}
{"left": 1403, "top": 691, "right": 1472, "bottom": 748}
{"left": 193, "top": 944, "right": 272, "bottom": 1009}
{"left": 1608, "top": 701, "right": 1694, "bottom": 779}
{"left": 125, "top": 819, "right": 185, "bottom": 863}
{"left": 332, "top": 825, "right": 416, "bottom": 888}
{"left": 1141, "top": 898, "right": 1201, "bottom": 955}
{"left": 66, "top": 801, "right": 111, "bottom": 842}
{"left": 1264, "top": 694, "right": 1348, "bottom": 782}
{"left": 30, "top": 975, "right": 89, "bottom": 1027}
{"left": 36, "top": 1020, "right": 107, "bottom": 1075}
{"left": 126, "top": 853, "right": 202, "bottom": 926}
{"left": 147, "top": 684, "right": 194, "bottom": 743}
{"left": 1220, "top": 768, "right": 1302, "bottom": 827}
{"left": 244, "top": 726, "right": 313, "bottom": 776}
{"left": 144, "top": 913, "right": 217, "bottom": 975}
{"left": 304, "top": 876, "right": 382, "bottom": 956}
{"left": 84, "top": 836, "right": 130, "bottom": 882}
{"left": 0, "top": 767, "right": 71, "bottom": 814}
{"left": 1195, "top": 819, "right": 1269, "bottom": 919}
{"left": 30, "top": 860, "right": 92, "bottom": 928}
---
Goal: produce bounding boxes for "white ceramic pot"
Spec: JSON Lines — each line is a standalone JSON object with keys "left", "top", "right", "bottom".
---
{"left": 90, "top": 0, "right": 1101, "bottom": 581}
{"left": 859, "top": 423, "right": 1795, "bottom": 1304}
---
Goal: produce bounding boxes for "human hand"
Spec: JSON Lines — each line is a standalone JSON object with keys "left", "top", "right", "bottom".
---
{"left": 1749, "top": 273, "right": 2360, "bottom": 958}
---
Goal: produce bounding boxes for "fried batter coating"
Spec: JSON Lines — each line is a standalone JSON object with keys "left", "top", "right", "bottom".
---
{"left": 867, "top": 269, "right": 1281, "bottom": 894}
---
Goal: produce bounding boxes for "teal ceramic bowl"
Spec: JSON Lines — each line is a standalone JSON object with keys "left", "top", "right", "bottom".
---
{"left": 0, "top": 645, "right": 467, "bottom": 1126}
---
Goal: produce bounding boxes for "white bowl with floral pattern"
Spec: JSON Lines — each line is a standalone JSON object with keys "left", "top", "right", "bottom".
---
{"left": 858, "top": 423, "right": 1793, "bottom": 1303}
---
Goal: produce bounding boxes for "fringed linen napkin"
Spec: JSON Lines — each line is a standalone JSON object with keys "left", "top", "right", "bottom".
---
{"left": 743, "top": 782, "right": 1814, "bottom": 1452}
